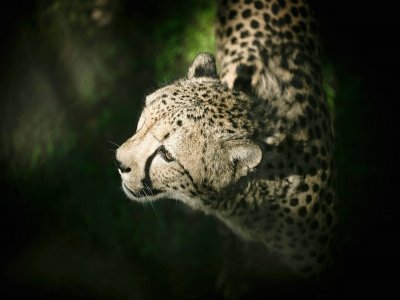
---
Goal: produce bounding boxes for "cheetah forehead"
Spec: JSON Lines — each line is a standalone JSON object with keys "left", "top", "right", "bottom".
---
{"left": 145, "top": 77, "right": 222, "bottom": 107}
{"left": 140, "top": 83, "right": 255, "bottom": 143}
{"left": 143, "top": 79, "right": 252, "bottom": 121}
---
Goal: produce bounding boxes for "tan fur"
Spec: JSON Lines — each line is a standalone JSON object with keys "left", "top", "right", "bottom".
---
{"left": 116, "top": 0, "right": 336, "bottom": 278}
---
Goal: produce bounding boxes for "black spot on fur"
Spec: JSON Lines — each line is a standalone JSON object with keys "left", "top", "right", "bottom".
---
{"left": 284, "top": 13, "right": 292, "bottom": 24}
{"left": 228, "top": 10, "right": 237, "bottom": 20}
{"left": 291, "top": 76, "right": 304, "bottom": 89}
{"left": 270, "top": 204, "right": 280, "bottom": 211}
{"left": 290, "top": 198, "right": 299, "bottom": 206}
{"left": 278, "top": 0, "right": 286, "bottom": 8}
{"left": 240, "top": 30, "right": 250, "bottom": 38}
{"left": 242, "top": 9, "right": 251, "bottom": 18}
{"left": 233, "top": 64, "right": 254, "bottom": 93}
{"left": 298, "top": 206, "right": 307, "bottom": 217}
{"left": 295, "top": 93, "right": 305, "bottom": 103}
{"left": 294, "top": 52, "right": 307, "bottom": 66}
{"left": 254, "top": 1, "right": 263, "bottom": 9}
{"left": 226, "top": 27, "right": 233, "bottom": 37}
{"left": 291, "top": 7, "right": 299, "bottom": 17}
{"left": 250, "top": 20, "right": 260, "bottom": 29}
{"left": 284, "top": 30, "right": 293, "bottom": 40}
{"left": 298, "top": 116, "right": 307, "bottom": 128}
{"left": 277, "top": 17, "right": 286, "bottom": 27}
{"left": 260, "top": 48, "right": 269, "bottom": 65}
{"left": 299, "top": 183, "right": 309, "bottom": 192}
{"left": 271, "top": 3, "right": 280, "bottom": 15}
{"left": 236, "top": 23, "right": 244, "bottom": 30}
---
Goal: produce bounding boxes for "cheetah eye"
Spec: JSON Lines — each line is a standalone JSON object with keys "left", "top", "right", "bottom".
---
{"left": 158, "top": 146, "right": 175, "bottom": 162}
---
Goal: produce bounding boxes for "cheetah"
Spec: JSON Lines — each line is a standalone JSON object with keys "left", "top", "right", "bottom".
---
{"left": 116, "top": 0, "right": 336, "bottom": 278}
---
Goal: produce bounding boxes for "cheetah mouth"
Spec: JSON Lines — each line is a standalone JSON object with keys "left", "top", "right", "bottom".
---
{"left": 123, "top": 182, "right": 162, "bottom": 199}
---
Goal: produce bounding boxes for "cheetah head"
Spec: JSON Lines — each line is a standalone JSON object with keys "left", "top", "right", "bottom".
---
{"left": 116, "top": 53, "right": 262, "bottom": 210}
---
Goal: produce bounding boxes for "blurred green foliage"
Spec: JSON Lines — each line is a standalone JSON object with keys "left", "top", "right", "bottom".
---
{"left": 0, "top": 0, "right": 368, "bottom": 298}
{"left": 154, "top": 1, "right": 216, "bottom": 82}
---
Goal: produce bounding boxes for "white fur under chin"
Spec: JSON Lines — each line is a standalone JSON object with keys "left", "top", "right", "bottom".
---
{"left": 121, "top": 182, "right": 160, "bottom": 203}
{"left": 121, "top": 182, "right": 203, "bottom": 210}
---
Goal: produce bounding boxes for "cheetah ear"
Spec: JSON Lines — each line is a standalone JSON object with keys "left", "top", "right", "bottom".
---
{"left": 188, "top": 52, "right": 218, "bottom": 79}
{"left": 225, "top": 140, "right": 262, "bottom": 181}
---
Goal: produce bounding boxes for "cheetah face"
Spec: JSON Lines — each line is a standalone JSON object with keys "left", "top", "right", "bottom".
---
{"left": 116, "top": 53, "right": 262, "bottom": 209}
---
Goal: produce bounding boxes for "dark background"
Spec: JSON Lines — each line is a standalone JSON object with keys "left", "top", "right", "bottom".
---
{"left": 1, "top": 0, "right": 399, "bottom": 298}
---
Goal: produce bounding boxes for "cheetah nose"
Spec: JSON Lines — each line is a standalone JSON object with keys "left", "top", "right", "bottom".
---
{"left": 116, "top": 159, "right": 131, "bottom": 173}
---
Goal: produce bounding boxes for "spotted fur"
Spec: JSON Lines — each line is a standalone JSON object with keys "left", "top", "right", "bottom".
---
{"left": 116, "top": 0, "right": 335, "bottom": 277}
